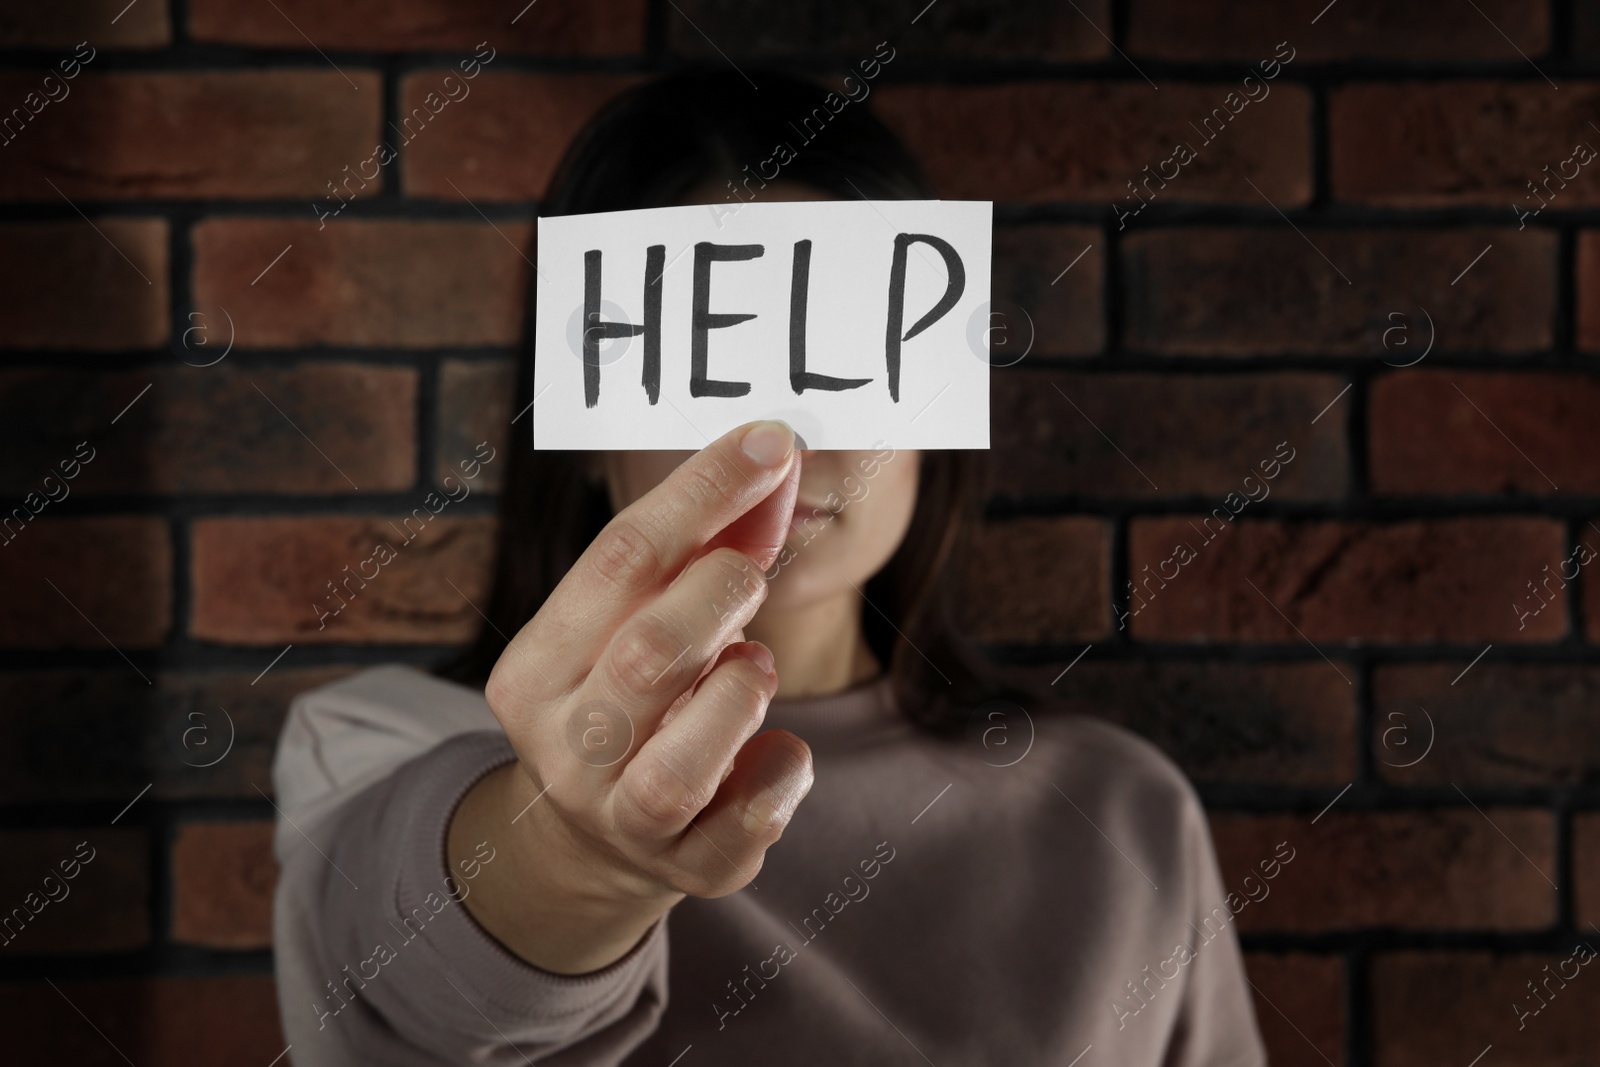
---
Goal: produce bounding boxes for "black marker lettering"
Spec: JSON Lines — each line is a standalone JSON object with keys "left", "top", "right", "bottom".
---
{"left": 691, "top": 242, "right": 763, "bottom": 398}
{"left": 789, "top": 239, "right": 870, "bottom": 394}
{"left": 883, "top": 233, "right": 965, "bottom": 402}
{"left": 641, "top": 244, "right": 664, "bottom": 403}
{"left": 582, "top": 247, "right": 663, "bottom": 408}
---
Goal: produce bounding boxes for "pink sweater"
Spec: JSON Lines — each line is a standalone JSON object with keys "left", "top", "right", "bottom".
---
{"left": 270, "top": 665, "right": 1268, "bottom": 1065}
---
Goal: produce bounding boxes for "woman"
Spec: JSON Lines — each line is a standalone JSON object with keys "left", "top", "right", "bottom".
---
{"left": 271, "top": 66, "right": 1268, "bottom": 1066}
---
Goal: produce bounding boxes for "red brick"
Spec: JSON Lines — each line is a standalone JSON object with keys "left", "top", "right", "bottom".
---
{"left": 0, "top": 220, "right": 166, "bottom": 350}
{"left": 0, "top": 668, "right": 355, "bottom": 805}
{"left": 991, "top": 224, "right": 1103, "bottom": 357}
{"left": 190, "top": 515, "right": 496, "bottom": 644}
{"left": 1332, "top": 82, "right": 1600, "bottom": 207}
{"left": 0, "top": 365, "right": 416, "bottom": 495}
{"left": 1211, "top": 810, "right": 1554, "bottom": 931}
{"left": 438, "top": 359, "right": 512, "bottom": 492}
{"left": 0, "top": 829, "right": 148, "bottom": 953}
{"left": 1371, "top": 372, "right": 1600, "bottom": 496}
{"left": 990, "top": 371, "right": 1347, "bottom": 500}
{"left": 667, "top": 0, "right": 1110, "bottom": 60}
{"left": 1122, "top": 227, "right": 1555, "bottom": 355}
{"left": 1042, "top": 661, "right": 1356, "bottom": 785}
{"left": 0, "top": 71, "right": 379, "bottom": 200}
{"left": 1373, "top": 952, "right": 1600, "bottom": 1065}
{"left": 1568, "top": 234, "right": 1600, "bottom": 351}
{"left": 1375, "top": 665, "right": 1600, "bottom": 787}
{"left": 401, "top": 72, "right": 642, "bottom": 200}
{"left": 0, "top": 3, "right": 171, "bottom": 48}
{"left": 1131, "top": 0, "right": 1546, "bottom": 61}
{"left": 1127, "top": 517, "right": 1565, "bottom": 644}
{"left": 1243, "top": 953, "right": 1344, "bottom": 1067}
{"left": 0, "top": 974, "right": 281, "bottom": 1065}
{"left": 0, "top": 517, "right": 170, "bottom": 649}
{"left": 874, "top": 81, "right": 1310, "bottom": 204}
{"left": 189, "top": 0, "right": 644, "bottom": 54}
{"left": 171, "top": 821, "right": 274, "bottom": 948}
{"left": 1577, "top": 813, "right": 1600, "bottom": 927}
{"left": 956, "top": 517, "right": 1109, "bottom": 643}
{"left": 192, "top": 219, "right": 530, "bottom": 348}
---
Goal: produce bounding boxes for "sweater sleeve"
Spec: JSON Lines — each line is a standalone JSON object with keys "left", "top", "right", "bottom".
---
{"left": 1160, "top": 788, "right": 1270, "bottom": 1067}
{"left": 271, "top": 668, "right": 671, "bottom": 1066}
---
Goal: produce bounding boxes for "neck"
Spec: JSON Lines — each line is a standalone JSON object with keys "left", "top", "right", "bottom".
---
{"left": 744, "top": 591, "right": 880, "bottom": 699}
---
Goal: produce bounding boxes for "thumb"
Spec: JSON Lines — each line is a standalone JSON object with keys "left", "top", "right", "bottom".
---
{"left": 700, "top": 446, "right": 801, "bottom": 574}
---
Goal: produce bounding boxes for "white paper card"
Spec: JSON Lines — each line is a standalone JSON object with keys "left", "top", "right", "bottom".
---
{"left": 533, "top": 199, "right": 992, "bottom": 450}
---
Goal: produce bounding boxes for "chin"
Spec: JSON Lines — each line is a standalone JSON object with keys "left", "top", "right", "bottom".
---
{"left": 763, "top": 533, "right": 894, "bottom": 611}
{"left": 762, "top": 554, "right": 844, "bottom": 610}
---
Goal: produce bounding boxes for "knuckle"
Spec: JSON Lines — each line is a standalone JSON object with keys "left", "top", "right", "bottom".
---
{"left": 701, "top": 548, "right": 767, "bottom": 615}
{"left": 704, "top": 662, "right": 773, "bottom": 726}
{"left": 609, "top": 617, "right": 686, "bottom": 692}
{"left": 622, "top": 761, "right": 709, "bottom": 829}
{"left": 679, "top": 456, "right": 742, "bottom": 514}
{"left": 483, "top": 663, "right": 515, "bottom": 718}
{"left": 564, "top": 700, "right": 636, "bottom": 768}
{"left": 589, "top": 518, "right": 665, "bottom": 590}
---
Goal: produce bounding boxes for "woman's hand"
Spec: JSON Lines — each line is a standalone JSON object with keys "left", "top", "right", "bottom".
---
{"left": 447, "top": 420, "right": 814, "bottom": 974}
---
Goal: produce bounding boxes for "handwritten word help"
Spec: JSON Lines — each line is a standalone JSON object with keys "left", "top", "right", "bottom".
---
{"left": 533, "top": 199, "right": 991, "bottom": 450}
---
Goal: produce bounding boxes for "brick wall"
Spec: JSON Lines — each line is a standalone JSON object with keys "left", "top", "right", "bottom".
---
{"left": 0, "top": 1, "right": 1594, "bottom": 1063}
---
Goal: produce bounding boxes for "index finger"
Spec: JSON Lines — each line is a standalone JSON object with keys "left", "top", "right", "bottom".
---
{"left": 525, "top": 419, "right": 801, "bottom": 690}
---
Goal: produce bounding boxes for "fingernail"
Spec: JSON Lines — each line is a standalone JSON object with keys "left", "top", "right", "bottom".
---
{"left": 740, "top": 642, "right": 776, "bottom": 676}
{"left": 742, "top": 788, "right": 786, "bottom": 835}
{"left": 740, "top": 420, "right": 794, "bottom": 467}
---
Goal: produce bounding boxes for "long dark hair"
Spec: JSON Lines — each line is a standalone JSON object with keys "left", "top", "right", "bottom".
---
{"left": 440, "top": 65, "right": 1035, "bottom": 734}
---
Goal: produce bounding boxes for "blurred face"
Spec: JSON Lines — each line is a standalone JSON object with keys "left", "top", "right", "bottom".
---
{"left": 592, "top": 178, "right": 922, "bottom": 610}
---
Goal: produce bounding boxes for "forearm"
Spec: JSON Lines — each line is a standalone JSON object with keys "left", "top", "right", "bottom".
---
{"left": 276, "top": 730, "right": 672, "bottom": 1064}
{"left": 447, "top": 761, "right": 680, "bottom": 974}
